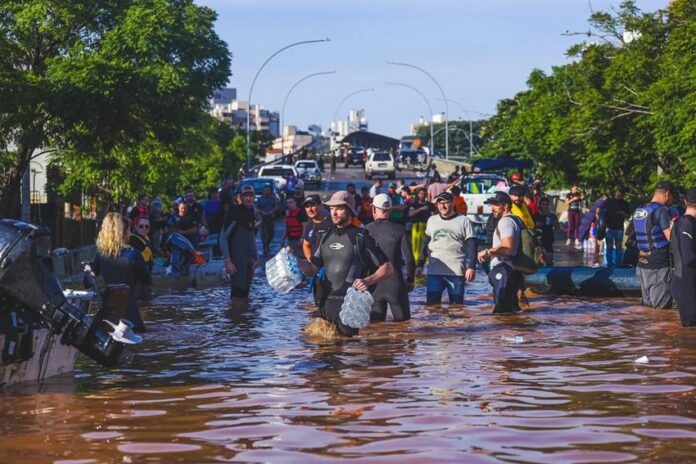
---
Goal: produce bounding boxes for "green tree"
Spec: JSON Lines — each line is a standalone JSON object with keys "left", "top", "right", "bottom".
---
{"left": 0, "top": 0, "right": 230, "bottom": 217}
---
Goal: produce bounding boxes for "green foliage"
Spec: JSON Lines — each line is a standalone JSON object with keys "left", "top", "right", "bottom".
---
{"left": 413, "top": 120, "right": 487, "bottom": 157}
{"left": 479, "top": 0, "right": 695, "bottom": 200}
{"left": 0, "top": 0, "right": 231, "bottom": 216}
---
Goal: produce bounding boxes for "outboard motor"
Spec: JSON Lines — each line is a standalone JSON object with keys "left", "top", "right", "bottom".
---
{"left": 0, "top": 219, "right": 133, "bottom": 367}
{"left": 161, "top": 232, "right": 195, "bottom": 277}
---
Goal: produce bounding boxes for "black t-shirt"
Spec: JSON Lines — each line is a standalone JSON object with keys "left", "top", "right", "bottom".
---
{"left": 601, "top": 198, "right": 630, "bottom": 230}
{"left": 566, "top": 193, "right": 582, "bottom": 211}
{"left": 302, "top": 217, "right": 332, "bottom": 254}
{"left": 533, "top": 212, "right": 558, "bottom": 245}
{"left": 409, "top": 201, "right": 433, "bottom": 223}
{"left": 187, "top": 201, "right": 204, "bottom": 223}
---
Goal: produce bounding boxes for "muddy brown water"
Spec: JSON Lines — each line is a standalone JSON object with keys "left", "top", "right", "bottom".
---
{"left": 2, "top": 264, "right": 696, "bottom": 463}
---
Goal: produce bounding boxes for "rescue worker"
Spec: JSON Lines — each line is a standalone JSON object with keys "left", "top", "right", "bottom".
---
{"left": 365, "top": 194, "right": 415, "bottom": 322}
{"left": 298, "top": 191, "right": 393, "bottom": 337}
{"left": 301, "top": 194, "right": 331, "bottom": 261}
{"left": 628, "top": 181, "right": 674, "bottom": 309}
{"left": 220, "top": 185, "right": 259, "bottom": 301}
{"left": 416, "top": 192, "right": 477, "bottom": 305}
{"left": 671, "top": 187, "right": 696, "bottom": 326}
{"left": 283, "top": 196, "right": 305, "bottom": 258}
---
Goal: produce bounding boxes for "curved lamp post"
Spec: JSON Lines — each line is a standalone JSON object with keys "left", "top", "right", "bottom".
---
{"left": 246, "top": 38, "right": 330, "bottom": 171}
{"left": 331, "top": 88, "right": 375, "bottom": 148}
{"left": 387, "top": 61, "right": 449, "bottom": 160}
{"left": 280, "top": 70, "right": 336, "bottom": 155}
{"left": 440, "top": 98, "right": 491, "bottom": 157}
{"left": 386, "top": 82, "right": 434, "bottom": 156}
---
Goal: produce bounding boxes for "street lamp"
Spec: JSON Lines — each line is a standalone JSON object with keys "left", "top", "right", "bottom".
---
{"left": 387, "top": 61, "right": 450, "bottom": 160}
{"left": 386, "top": 82, "right": 434, "bottom": 156}
{"left": 246, "top": 38, "right": 330, "bottom": 172}
{"left": 331, "top": 88, "right": 375, "bottom": 149}
{"left": 280, "top": 70, "right": 336, "bottom": 157}
{"left": 440, "top": 98, "right": 491, "bottom": 158}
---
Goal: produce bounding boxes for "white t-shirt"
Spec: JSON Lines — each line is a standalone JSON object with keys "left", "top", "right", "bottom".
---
{"left": 425, "top": 214, "right": 475, "bottom": 276}
{"left": 491, "top": 215, "right": 520, "bottom": 268}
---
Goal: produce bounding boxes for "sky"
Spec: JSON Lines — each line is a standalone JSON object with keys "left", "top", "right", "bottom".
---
{"left": 197, "top": 0, "right": 668, "bottom": 138}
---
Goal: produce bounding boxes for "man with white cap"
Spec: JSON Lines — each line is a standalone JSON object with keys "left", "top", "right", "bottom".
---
{"left": 298, "top": 191, "right": 393, "bottom": 336}
{"left": 416, "top": 191, "right": 477, "bottom": 305}
{"left": 365, "top": 194, "right": 415, "bottom": 322}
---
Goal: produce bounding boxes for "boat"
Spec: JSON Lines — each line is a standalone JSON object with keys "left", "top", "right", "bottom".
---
{"left": 525, "top": 266, "right": 641, "bottom": 297}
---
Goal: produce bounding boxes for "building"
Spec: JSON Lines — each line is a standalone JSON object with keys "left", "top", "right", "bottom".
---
{"left": 211, "top": 88, "right": 237, "bottom": 105}
{"left": 330, "top": 109, "right": 368, "bottom": 151}
{"left": 209, "top": 99, "right": 280, "bottom": 137}
{"left": 272, "top": 125, "right": 313, "bottom": 155}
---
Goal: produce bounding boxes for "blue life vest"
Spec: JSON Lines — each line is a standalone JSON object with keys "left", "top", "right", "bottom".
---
{"left": 633, "top": 202, "right": 669, "bottom": 251}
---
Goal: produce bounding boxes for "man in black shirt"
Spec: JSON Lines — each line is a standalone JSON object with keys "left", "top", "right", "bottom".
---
{"left": 600, "top": 189, "right": 631, "bottom": 267}
{"left": 298, "top": 191, "right": 393, "bottom": 337}
{"left": 671, "top": 187, "right": 696, "bottom": 326}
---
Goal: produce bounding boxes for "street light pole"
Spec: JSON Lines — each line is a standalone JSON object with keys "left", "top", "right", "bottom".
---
{"left": 246, "top": 38, "right": 330, "bottom": 172}
{"left": 440, "top": 98, "right": 491, "bottom": 158}
{"left": 281, "top": 70, "right": 336, "bottom": 156}
{"left": 387, "top": 61, "right": 449, "bottom": 160}
{"left": 385, "top": 82, "right": 434, "bottom": 157}
{"left": 331, "top": 88, "right": 375, "bottom": 150}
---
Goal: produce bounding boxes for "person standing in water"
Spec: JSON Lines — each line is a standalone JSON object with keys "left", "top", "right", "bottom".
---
{"left": 671, "top": 187, "right": 696, "bottom": 326}
{"left": 220, "top": 185, "right": 259, "bottom": 301}
{"left": 88, "top": 213, "right": 151, "bottom": 331}
{"left": 365, "top": 194, "right": 415, "bottom": 322}
{"left": 298, "top": 191, "right": 393, "bottom": 337}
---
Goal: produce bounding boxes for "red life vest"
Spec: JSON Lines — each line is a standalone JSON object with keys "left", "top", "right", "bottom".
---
{"left": 131, "top": 205, "right": 150, "bottom": 227}
{"left": 286, "top": 208, "right": 303, "bottom": 239}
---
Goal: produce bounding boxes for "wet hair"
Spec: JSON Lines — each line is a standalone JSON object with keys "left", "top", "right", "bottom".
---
{"left": 96, "top": 213, "right": 129, "bottom": 257}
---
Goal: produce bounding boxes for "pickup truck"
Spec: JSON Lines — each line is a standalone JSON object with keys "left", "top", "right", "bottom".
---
{"left": 457, "top": 173, "right": 511, "bottom": 243}
{"left": 256, "top": 164, "right": 304, "bottom": 192}
{"left": 294, "top": 160, "right": 322, "bottom": 188}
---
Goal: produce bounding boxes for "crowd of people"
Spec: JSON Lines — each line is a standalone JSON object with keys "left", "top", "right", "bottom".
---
{"left": 87, "top": 167, "right": 696, "bottom": 338}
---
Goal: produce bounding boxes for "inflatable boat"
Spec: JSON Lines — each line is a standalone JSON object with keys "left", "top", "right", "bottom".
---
{"left": 525, "top": 266, "right": 641, "bottom": 297}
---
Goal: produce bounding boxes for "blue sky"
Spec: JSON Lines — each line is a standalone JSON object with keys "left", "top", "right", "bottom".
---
{"left": 197, "top": 0, "right": 668, "bottom": 137}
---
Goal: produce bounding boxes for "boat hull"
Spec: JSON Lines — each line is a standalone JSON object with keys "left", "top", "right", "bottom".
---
{"left": 525, "top": 266, "right": 640, "bottom": 297}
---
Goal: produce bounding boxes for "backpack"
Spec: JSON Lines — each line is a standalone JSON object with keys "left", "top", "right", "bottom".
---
{"left": 496, "top": 215, "right": 544, "bottom": 275}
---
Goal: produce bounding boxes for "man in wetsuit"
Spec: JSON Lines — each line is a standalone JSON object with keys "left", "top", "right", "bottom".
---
{"left": 220, "top": 185, "right": 259, "bottom": 301}
{"left": 416, "top": 192, "right": 477, "bottom": 305}
{"left": 298, "top": 191, "right": 393, "bottom": 336}
{"left": 365, "top": 194, "right": 415, "bottom": 322}
{"left": 301, "top": 194, "right": 332, "bottom": 306}
{"left": 629, "top": 181, "right": 674, "bottom": 309}
{"left": 671, "top": 187, "right": 696, "bottom": 326}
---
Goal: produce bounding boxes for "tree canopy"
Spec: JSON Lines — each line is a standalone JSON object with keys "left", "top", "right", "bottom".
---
{"left": 0, "top": 0, "right": 231, "bottom": 217}
{"left": 479, "top": 0, "right": 695, "bottom": 198}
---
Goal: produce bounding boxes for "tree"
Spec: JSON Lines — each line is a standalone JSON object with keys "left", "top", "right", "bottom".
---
{"left": 0, "top": 0, "right": 230, "bottom": 217}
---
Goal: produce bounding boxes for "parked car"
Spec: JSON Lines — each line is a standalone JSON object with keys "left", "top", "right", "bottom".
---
{"left": 364, "top": 152, "right": 396, "bottom": 180}
{"left": 294, "top": 160, "right": 322, "bottom": 188}
{"left": 344, "top": 146, "right": 366, "bottom": 167}
{"left": 256, "top": 164, "right": 304, "bottom": 192}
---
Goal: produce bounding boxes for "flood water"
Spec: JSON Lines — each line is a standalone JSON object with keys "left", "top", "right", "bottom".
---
{"left": 3, "top": 253, "right": 696, "bottom": 462}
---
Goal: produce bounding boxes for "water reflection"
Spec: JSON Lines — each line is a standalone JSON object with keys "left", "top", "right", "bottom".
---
{"left": 2, "top": 247, "right": 696, "bottom": 462}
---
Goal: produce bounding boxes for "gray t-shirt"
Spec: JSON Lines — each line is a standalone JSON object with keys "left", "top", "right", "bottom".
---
{"left": 425, "top": 214, "right": 475, "bottom": 276}
{"left": 491, "top": 215, "right": 520, "bottom": 268}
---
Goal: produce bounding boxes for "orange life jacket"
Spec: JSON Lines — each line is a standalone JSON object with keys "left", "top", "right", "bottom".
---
{"left": 286, "top": 208, "right": 304, "bottom": 239}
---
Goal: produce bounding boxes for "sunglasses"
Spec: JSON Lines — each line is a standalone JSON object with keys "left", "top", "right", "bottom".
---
{"left": 138, "top": 224, "right": 150, "bottom": 229}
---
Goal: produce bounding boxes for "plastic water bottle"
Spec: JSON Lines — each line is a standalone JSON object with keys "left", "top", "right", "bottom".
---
{"left": 265, "top": 248, "right": 303, "bottom": 293}
{"left": 339, "top": 287, "right": 373, "bottom": 329}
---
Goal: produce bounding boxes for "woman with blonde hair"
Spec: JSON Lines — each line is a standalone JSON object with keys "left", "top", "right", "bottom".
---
{"left": 89, "top": 213, "right": 151, "bottom": 331}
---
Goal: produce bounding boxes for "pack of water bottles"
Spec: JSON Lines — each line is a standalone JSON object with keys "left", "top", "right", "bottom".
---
{"left": 265, "top": 248, "right": 303, "bottom": 294}
{"left": 339, "top": 287, "right": 374, "bottom": 329}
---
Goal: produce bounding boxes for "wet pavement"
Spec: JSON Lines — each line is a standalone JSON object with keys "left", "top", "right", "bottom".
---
{"left": 2, "top": 175, "right": 695, "bottom": 463}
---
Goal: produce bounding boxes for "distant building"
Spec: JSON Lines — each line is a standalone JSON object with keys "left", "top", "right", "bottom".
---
{"left": 209, "top": 100, "right": 280, "bottom": 137}
{"left": 432, "top": 112, "right": 447, "bottom": 124}
{"left": 212, "top": 88, "right": 237, "bottom": 105}
{"left": 273, "top": 125, "right": 313, "bottom": 154}
{"left": 330, "top": 109, "right": 368, "bottom": 150}
{"left": 307, "top": 124, "right": 322, "bottom": 139}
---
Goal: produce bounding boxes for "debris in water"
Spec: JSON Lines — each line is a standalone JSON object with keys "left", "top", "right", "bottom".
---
{"left": 501, "top": 335, "right": 525, "bottom": 344}
{"left": 635, "top": 355, "right": 649, "bottom": 364}
{"left": 330, "top": 407, "right": 370, "bottom": 417}
{"left": 304, "top": 318, "right": 339, "bottom": 341}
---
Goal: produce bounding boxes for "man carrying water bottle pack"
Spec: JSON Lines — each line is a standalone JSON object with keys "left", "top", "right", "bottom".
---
{"left": 297, "top": 191, "right": 393, "bottom": 337}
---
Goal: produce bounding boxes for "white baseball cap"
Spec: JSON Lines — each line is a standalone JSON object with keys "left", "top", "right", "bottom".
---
{"left": 372, "top": 193, "right": 392, "bottom": 210}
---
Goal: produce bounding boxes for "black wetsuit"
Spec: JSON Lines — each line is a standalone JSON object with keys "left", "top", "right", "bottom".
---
{"left": 89, "top": 248, "right": 151, "bottom": 331}
{"left": 311, "top": 225, "right": 388, "bottom": 336}
{"left": 221, "top": 204, "right": 258, "bottom": 299}
{"left": 365, "top": 219, "right": 415, "bottom": 321}
{"left": 303, "top": 216, "right": 332, "bottom": 305}
{"left": 671, "top": 215, "right": 696, "bottom": 326}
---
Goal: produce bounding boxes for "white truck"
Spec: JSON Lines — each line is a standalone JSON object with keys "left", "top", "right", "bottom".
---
{"left": 457, "top": 173, "right": 511, "bottom": 242}
{"left": 257, "top": 164, "right": 304, "bottom": 192}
